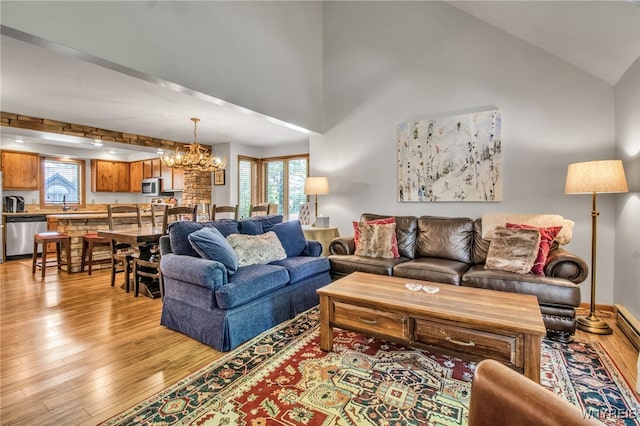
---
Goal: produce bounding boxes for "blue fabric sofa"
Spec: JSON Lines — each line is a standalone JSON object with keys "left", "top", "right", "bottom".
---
{"left": 158, "top": 215, "right": 331, "bottom": 351}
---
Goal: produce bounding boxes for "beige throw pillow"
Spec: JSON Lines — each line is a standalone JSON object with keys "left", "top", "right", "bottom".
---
{"left": 484, "top": 226, "right": 541, "bottom": 274}
{"left": 226, "top": 231, "right": 287, "bottom": 267}
{"left": 354, "top": 222, "right": 397, "bottom": 258}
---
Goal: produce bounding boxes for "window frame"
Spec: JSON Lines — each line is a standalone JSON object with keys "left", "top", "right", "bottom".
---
{"left": 237, "top": 154, "right": 309, "bottom": 220}
{"left": 260, "top": 154, "right": 309, "bottom": 219}
{"left": 40, "top": 156, "right": 86, "bottom": 209}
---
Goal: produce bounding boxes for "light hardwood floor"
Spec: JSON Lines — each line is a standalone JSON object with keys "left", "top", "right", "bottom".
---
{"left": 1, "top": 259, "right": 638, "bottom": 425}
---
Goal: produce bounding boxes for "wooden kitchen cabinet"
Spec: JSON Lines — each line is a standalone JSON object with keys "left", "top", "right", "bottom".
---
{"left": 0, "top": 150, "right": 40, "bottom": 190}
{"left": 172, "top": 168, "right": 184, "bottom": 191}
{"left": 160, "top": 163, "right": 184, "bottom": 191}
{"left": 142, "top": 159, "right": 161, "bottom": 178}
{"left": 91, "top": 159, "right": 130, "bottom": 192}
{"left": 129, "top": 161, "right": 143, "bottom": 192}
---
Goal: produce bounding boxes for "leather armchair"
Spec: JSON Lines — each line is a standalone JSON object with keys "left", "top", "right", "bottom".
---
{"left": 469, "top": 359, "right": 603, "bottom": 426}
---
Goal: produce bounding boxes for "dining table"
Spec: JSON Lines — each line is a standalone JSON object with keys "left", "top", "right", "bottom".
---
{"left": 98, "top": 225, "right": 166, "bottom": 299}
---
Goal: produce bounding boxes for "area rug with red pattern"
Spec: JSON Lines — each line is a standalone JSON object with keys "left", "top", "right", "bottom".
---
{"left": 102, "top": 308, "right": 639, "bottom": 426}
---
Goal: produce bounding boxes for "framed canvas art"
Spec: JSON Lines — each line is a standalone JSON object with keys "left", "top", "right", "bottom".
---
{"left": 397, "top": 109, "right": 502, "bottom": 202}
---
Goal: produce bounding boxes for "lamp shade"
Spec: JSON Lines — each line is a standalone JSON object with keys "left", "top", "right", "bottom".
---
{"left": 304, "top": 177, "right": 330, "bottom": 195}
{"left": 565, "top": 160, "right": 628, "bottom": 194}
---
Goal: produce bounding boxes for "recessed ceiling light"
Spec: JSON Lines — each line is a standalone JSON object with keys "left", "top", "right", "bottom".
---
{"left": 15, "top": 139, "right": 24, "bottom": 144}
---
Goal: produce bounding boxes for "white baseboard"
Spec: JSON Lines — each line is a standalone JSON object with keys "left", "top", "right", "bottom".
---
{"left": 615, "top": 304, "right": 640, "bottom": 352}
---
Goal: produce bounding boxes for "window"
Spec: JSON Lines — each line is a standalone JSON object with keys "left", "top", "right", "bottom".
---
{"left": 238, "top": 156, "right": 258, "bottom": 218}
{"left": 41, "top": 157, "right": 85, "bottom": 207}
{"left": 238, "top": 154, "right": 308, "bottom": 220}
{"left": 262, "top": 156, "right": 308, "bottom": 219}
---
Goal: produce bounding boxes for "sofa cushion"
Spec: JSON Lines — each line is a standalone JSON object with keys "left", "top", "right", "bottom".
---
{"left": 393, "top": 258, "right": 470, "bottom": 285}
{"left": 485, "top": 227, "right": 541, "bottom": 274}
{"left": 473, "top": 218, "right": 491, "bottom": 265}
{"left": 362, "top": 214, "right": 418, "bottom": 259}
{"left": 415, "top": 216, "right": 474, "bottom": 264}
{"left": 354, "top": 222, "right": 397, "bottom": 258}
{"left": 227, "top": 231, "right": 287, "bottom": 266}
{"left": 462, "top": 265, "right": 581, "bottom": 307}
{"left": 482, "top": 213, "right": 574, "bottom": 245}
{"left": 168, "top": 220, "right": 240, "bottom": 257}
{"left": 507, "top": 223, "right": 562, "bottom": 276}
{"left": 238, "top": 215, "right": 283, "bottom": 235}
{"left": 215, "top": 264, "right": 289, "bottom": 309}
{"left": 329, "top": 254, "right": 408, "bottom": 277}
{"left": 188, "top": 227, "right": 238, "bottom": 274}
{"left": 270, "top": 256, "right": 330, "bottom": 284}
{"left": 272, "top": 220, "right": 308, "bottom": 257}
{"left": 353, "top": 217, "right": 399, "bottom": 257}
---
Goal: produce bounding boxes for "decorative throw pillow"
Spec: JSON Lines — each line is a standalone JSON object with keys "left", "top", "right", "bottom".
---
{"left": 272, "top": 220, "right": 308, "bottom": 257}
{"left": 353, "top": 217, "right": 400, "bottom": 257}
{"left": 188, "top": 227, "right": 238, "bottom": 274}
{"left": 226, "top": 231, "right": 287, "bottom": 267}
{"left": 506, "top": 223, "right": 562, "bottom": 276}
{"left": 354, "top": 222, "right": 397, "bottom": 258}
{"left": 484, "top": 226, "right": 541, "bottom": 274}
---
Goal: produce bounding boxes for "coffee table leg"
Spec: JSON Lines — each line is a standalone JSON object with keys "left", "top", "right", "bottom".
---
{"left": 319, "top": 295, "right": 333, "bottom": 351}
{"left": 524, "top": 334, "right": 541, "bottom": 383}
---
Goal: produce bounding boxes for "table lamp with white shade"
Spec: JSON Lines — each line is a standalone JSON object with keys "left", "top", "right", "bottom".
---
{"left": 304, "top": 177, "right": 329, "bottom": 219}
{"left": 565, "top": 159, "right": 628, "bottom": 335}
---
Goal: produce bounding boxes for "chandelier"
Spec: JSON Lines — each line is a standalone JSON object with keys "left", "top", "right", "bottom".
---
{"left": 161, "top": 118, "right": 227, "bottom": 172}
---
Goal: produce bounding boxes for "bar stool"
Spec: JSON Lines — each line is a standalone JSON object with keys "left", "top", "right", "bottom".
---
{"left": 32, "top": 232, "right": 72, "bottom": 278}
{"left": 80, "top": 233, "right": 111, "bottom": 275}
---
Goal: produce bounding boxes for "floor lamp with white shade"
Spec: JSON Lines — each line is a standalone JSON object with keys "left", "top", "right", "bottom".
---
{"left": 565, "top": 159, "right": 628, "bottom": 335}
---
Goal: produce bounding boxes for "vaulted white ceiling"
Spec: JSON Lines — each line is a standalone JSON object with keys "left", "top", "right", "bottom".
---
{"left": 1, "top": 1, "right": 638, "bottom": 153}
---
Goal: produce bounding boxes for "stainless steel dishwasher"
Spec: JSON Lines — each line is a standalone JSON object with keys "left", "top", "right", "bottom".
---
{"left": 5, "top": 214, "right": 48, "bottom": 258}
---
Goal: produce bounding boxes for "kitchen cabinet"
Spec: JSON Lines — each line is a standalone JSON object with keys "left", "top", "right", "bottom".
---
{"left": 142, "top": 159, "right": 161, "bottom": 178}
{"left": 0, "top": 150, "right": 39, "bottom": 190}
{"left": 129, "top": 161, "right": 143, "bottom": 192}
{"left": 91, "top": 160, "right": 130, "bottom": 192}
{"left": 160, "top": 163, "right": 184, "bottom": 191}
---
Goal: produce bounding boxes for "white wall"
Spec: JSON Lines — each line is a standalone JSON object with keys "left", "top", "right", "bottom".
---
{"left": 1, "top": 1, "right": 324, "bottom": 133}
{"left": 614, "top": 57, "right": 640, "bottom": 319}
{"left": 313, "top": 1, "right": 617, "bottom": 304}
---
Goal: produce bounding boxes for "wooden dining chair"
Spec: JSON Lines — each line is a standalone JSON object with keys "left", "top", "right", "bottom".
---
{"left": 107, "top": 205, "right": 141, "bottom": 292}
{"left": 134, "top": 205, "right": 198, "bottom": 298}
{"left": 248, "top": 204, "right": 269, "bottom": 216}
{"left": 150, "top": 204, "right": 168, "bottom": 233}
{"left": 211, "top": 204, "right": 239, "bottom": 220}
{"left": 167, "top": 205, "right": 199, "bottom": 226}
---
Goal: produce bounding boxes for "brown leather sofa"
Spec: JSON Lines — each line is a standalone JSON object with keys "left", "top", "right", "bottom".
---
{"left": 329, "top": 213, "right": 589, "bottom": 342}
{"left": 469, "top": 359, "right": 603, "bottom": 426}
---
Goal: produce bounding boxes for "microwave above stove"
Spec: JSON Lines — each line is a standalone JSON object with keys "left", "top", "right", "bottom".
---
{"left": 141, "top": 178, "right": 163, "bottom": 196}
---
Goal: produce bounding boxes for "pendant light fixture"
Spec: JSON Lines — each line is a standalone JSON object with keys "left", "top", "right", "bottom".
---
{"left": 161, "top": 118, "right": 226, "bottom": 172}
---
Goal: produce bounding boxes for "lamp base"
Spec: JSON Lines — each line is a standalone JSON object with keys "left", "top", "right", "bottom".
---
{"left": 576, "top": 314, "right": 613, "bottom": 335}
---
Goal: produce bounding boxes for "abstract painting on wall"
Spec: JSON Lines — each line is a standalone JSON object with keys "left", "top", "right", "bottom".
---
{"left": 397, "top": 109, "right": 502, "bottom": 202}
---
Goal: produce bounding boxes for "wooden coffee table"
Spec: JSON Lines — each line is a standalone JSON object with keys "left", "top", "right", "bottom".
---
{"left": 317, "top": 272, "right": 546, "bottom": 382}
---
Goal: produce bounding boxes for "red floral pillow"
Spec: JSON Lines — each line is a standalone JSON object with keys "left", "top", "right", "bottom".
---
{"left": 353, "top": 217, "right": 399, "bottom": 257}
{"left": 506, "top": 223, "right": 562, "bottom": 275}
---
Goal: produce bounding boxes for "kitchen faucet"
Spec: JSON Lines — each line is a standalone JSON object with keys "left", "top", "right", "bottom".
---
{"left": 62, "top": 195, "right": 70, "bottom": 211}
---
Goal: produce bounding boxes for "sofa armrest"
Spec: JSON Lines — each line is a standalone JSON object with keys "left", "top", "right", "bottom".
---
{"left": 544, "top": 247, "right": 588, "bottom": 284}
{"left": 160, "top": 253, "right": 228, "bottom": 290}
{"left": 329, "top": 236, "right": 356, "bottom": 255}
{"left": 303, "top": 240, "right": 323, "bottom": 257}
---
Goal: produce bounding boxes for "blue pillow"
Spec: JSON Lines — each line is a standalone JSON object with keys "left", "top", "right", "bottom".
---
{"left": 204, "top": 219, "right": 240, "bottom": 237}
{"left": 168, "top": 221, "right": 204, "bottom": 257}
{"left": 272, "top": 220, "right": 308, "bottom": 257}
{"left": 239, "top": 215, "right": 283, "bottom": 235}
{"left": 188, "top": 227, "right": 238, "bottom": 274}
